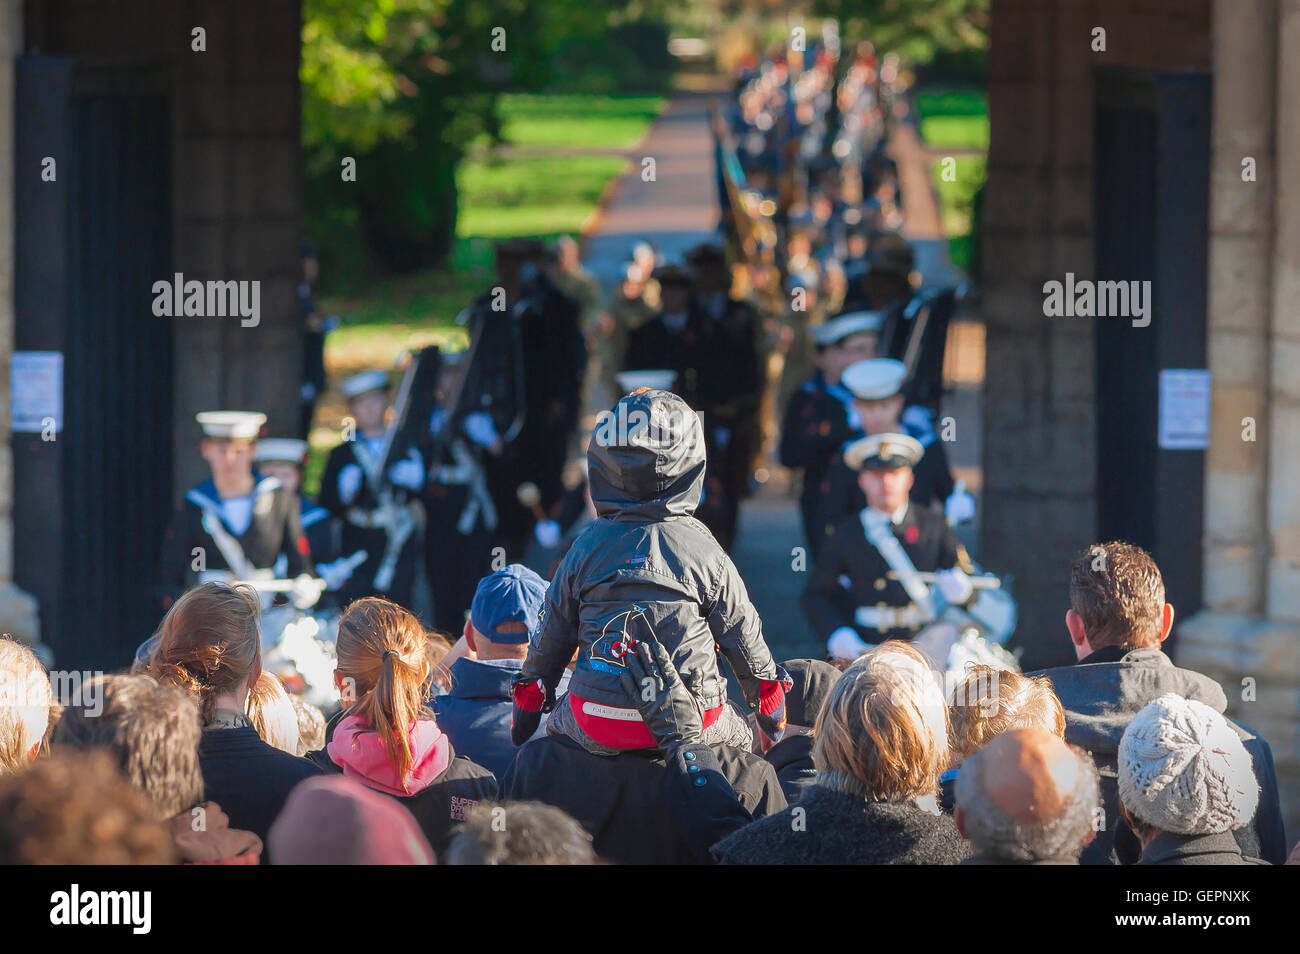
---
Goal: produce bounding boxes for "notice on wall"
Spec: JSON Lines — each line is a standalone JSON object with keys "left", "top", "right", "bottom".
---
{"left": 1158, "top": 369, "right": 1210, "bottom": 450}
{"left": 11, "top": 351, "right": 64, "bottom": 434}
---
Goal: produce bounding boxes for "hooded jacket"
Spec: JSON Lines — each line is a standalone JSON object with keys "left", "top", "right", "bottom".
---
{"left": 1032, "top": 646, "right": 1287, "bottom": 865}
{"left": 308, "top": 708, "right": 498, "bottom": 856}
{"left": 518, "top": 389, "right": 778, "bottom": 713}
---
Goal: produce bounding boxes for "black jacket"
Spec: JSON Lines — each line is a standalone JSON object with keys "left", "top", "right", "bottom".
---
{"left": 764, "top": 734, "right": 818, "bottom": 805}
{"left": 520, "top": 388, "right": 778, "bottom": 713}
{"left": 197, "top": 726, "right": 322, "bottom": 858}
{"left": 308, "top": 709, "right": 499, "bottom": 857}
{"left": 779, "top": 375, "right": 860, "bottom": 556}
{"left": 802, "top": 503, "right": 961, "bottom": 644}
{"left": 1137, "top": 830, "right": 1268, "bottom": 866}
{"left": 502, "top": 733, "right": 787, "bottom": 865}
{"left": 712, "top": 784, "right": 971, "bottom": 865}
{"left": 814, "top": 436, "right": 954, "bottom": 542}
{"left": 1032, "top": 646, "right": 1287, "bottom": 865}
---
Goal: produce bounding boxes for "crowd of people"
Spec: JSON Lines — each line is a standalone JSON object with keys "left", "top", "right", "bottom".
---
{"left": 1, "top": 518, "right": 1292, "bottom": 865}
{"left": 0, "top": 38, "right": 1293, "bottom": 869}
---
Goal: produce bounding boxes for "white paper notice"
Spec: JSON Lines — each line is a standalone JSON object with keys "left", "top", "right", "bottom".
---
{"left": 11, "top": 352, "right": 64, "bottom": 433}
{"left": 1158, "top": 369, "right": 1210, "bottom": 450}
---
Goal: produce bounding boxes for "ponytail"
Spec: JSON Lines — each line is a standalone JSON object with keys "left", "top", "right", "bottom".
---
{"left": 336, "top": 598, "right": 430, "bottom": 789}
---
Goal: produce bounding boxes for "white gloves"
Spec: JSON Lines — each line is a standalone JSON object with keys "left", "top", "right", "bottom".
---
{"left": 463, "top": 411, "right": 499, "bottom": 449}
{"left": 338, "top": 463, "right": 363, "bottom": 504}
{"left": 934, "top": 566, "right": 974, "bottom": 606}
{"left": 316, "top": 557, "right": 356, "bottom": 591}
{"left": 534, "top": 519, "right": 562, "bottom": 549}
{"left": 945, "top": 480, "right": 975, "bottom": 526}
{"left": 387, "top": 449, "right": 424, "bottom": 490}
{"left": 828, "top": 626, "right": 872, "bottom": 662}
{"left": 290, "top": 573, "right": 323, "bottom": 610}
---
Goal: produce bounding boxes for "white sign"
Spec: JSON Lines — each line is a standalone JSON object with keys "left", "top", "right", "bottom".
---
{"left": 11, "top": 351, "right": 63, "bottom": 433}
{"left": 1158, "top": 369, "right": 1210, "bottom": 450}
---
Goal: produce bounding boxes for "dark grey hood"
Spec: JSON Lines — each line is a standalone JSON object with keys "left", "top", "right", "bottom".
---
{"left": 1033, "top": 648, "right": 1228, "bottom": 756}
{"left": 586, "top": 388, "right": 706, "bottom": 521}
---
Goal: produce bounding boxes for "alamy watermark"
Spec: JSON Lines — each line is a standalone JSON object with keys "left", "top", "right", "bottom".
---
{"left": 152, "top": 273, "right": 260, "bottom": 327}
{"left": 1042, "top": 272, "right": 1151, "bottom": 328}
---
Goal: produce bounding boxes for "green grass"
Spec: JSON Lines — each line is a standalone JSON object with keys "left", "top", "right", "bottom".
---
{"left": 916, "top": 88, "right": 988, "bottom": 264}
{"left": 491, "top": 93, "right": 665, "bottom": 148}
{"left": 456, "top": 155, "right": 630, "bottom": 238}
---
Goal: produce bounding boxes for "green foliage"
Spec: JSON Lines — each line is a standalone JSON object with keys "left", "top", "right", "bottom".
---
{"left": 489, "top": 94, "right": 665, "bottom": 148}
{"left": 812, "top": 0, "right": 990, "bottom": 66}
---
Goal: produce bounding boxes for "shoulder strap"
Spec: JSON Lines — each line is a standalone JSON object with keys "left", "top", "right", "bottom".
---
{"left": 859, "top": 509, "right": 936, "bottom": 618}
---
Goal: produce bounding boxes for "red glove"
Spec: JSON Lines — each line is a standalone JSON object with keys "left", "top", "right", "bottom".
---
{"left": 510, "top": 679, "right": 547, "bottom": 746}
{"left": 756, "top": 666, "right": 794, "bottom": 742}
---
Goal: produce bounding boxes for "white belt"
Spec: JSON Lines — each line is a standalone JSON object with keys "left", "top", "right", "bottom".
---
{"left": 855, "top": 604, "right": 929, "bottom": 631}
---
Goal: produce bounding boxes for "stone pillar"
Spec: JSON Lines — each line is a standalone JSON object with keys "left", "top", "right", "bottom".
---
{"left": 0, "top": 0, "right": 42, "bottom": 651}
{"left": 1265, "top": 0, "right": 1300, "bottom": 620}
{"left": 1181, "top": 0, "right": 1300, "bottom": 838}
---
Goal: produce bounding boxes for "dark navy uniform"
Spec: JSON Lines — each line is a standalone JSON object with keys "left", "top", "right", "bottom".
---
{"left": 319, "top": 435, "right": 424, "bottom": 609}
{"left": 779, "top": 372, "right": 861, "bottom": 555}
{"left": 802, "top": 502, "right": 961, "bottom": 645}
{"left": 157, "top": 474, "right": 310, "bottom": 610}
{"left": 423, "top": 409, "right": 497, "bottom": 633}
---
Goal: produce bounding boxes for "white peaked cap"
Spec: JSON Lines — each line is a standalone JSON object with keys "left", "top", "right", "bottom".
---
{"left": 255, "top": 438, "right": 309, "bottom": 464}
{"left": 841, "top": 357, "right": 906, "bottom": 401}
{"left": 196, "top": 411, "right": 266, "bottom": 440}
{"left": 342, "top": 370, "right": 390, "bottom": 399}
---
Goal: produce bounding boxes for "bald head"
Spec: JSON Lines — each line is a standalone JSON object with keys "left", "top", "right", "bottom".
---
{"left": 955, "top": 729, "right": 1099, "bottom": 863}
{"left": 982, "top": 729, "right": 1083, "bottom": 824}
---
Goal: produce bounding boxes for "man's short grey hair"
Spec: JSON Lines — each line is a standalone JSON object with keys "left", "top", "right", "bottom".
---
{"left": 443, "top": 800, "right": 597, "bottom": 865}
{"left": 955, "top": 745, "right": 1100, "bottom": 863}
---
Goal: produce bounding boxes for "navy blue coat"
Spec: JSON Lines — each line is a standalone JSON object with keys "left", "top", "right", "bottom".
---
{"left": 432, "top": 657, "right": 569, "bottom": 780}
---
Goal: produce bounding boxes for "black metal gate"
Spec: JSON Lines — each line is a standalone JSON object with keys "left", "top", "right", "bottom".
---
{"left": 15, "top": 58, "right": 173, "bottom": 669}
{"left": 1093, "top": 69, "right": 1210, "bottom": 633}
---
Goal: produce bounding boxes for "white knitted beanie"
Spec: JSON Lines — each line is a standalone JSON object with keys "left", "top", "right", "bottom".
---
{"left": 1118, "top": 693, "right": 1259, "bottom": 835}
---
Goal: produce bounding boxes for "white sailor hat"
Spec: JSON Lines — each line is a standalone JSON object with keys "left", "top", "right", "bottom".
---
{"left": 841, "top": 357, "right": 906, "bottom": 401}
{"left": 616, "top": 369, "right": 677, "bottom": 393}
{"left": 196, "top": 411, "right": 266, "bottom": 441}
{"left": 255, "top": 438, "right": 309, "bottom": 464}
{"left": 341, "top": 370, "right": 390, "bottom": 399}
{"left": 813, "top": 310, "right": 884, "bottom": 347}
{"left": 844, "top": 432, "right": 924, "bottom": 471}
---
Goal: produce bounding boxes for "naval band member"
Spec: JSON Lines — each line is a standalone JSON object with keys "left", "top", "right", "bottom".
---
{"left": 779, "top": 310, "right": 881, "bottom": 555}
{"left": 319, "top": 370, "right": 426, "bottom": 609}
{"left": 157, "top": 412, "right": 313, "bottom": 610}
{"left": 802, "top": 432, "right": 974, "bottom": 662}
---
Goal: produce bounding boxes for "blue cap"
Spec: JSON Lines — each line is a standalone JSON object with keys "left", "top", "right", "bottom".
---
{"left": 470, "top": 564, "right": 549, "bottom": 643}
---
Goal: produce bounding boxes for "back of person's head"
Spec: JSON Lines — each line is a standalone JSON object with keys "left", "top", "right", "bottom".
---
{"left": 268, "top": 774, "right": 434, "bottom": 864}
{"left": 1119, "top": 693, "right": 1259, "bottom": 838}
{"left": 248, "top": 672, "right": 300, "bottom": 755}
{"left": 335, "top": 597, "right": 430, "bottom": 784}
{"left": 0, "top": 637, "right": 51, "bottom": 775}
{"left": 148, "top": 582, "right": 262, "bottom": 725}
{"left": 779, "top": 657, "right": 842, "bottom": 730}
{"left": 288, "top": 693, "right": 326, "bottom": 757}
{"left": 814, "top": 640, "right": 949, "bottom": 801}
{"left": 1069, "top": 542, "right": 1166, "bottom": 650}
{"left": 955, "top": 728, "right": 1099, "bottom": 863}
{"left": 948, "top": 666, "right": 1066, "bottom": 758}
{"left": 0, "top": 750, "right": 175, "bottom": 864}
{"left": 443, "top": 800, "right": 597, "bottom": 864}
{"left": 52, "top": 674, "right": 203, "bottom": 818}
{"left": 469, "top": 563, "right": 548, "bottom": 660}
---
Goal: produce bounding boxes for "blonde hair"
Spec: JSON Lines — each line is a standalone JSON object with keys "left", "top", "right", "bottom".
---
{"left": 149, "top": 583, "right": 262, "bottom": 725}
{"left": 335, "top": 598, "right": 431, "bottom": 790}
{"left": 248, "top": 672, "right": 300, "bottom": 755}
{"left": 948, "top": 665, "right": 1066, "bottom": 757}
{"left": 0, "top": 638, "right": 52, "bottom": 775}
{"left": 813, "top": 641, "right": 949, "bottom": 801}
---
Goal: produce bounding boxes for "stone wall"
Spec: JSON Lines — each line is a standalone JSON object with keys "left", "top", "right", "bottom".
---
{"left": 26, "top": 0, "right": 303, "bottom": 497}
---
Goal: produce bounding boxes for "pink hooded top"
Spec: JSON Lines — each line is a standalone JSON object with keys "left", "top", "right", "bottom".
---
{"left": 326, "top": 714, "right": 451, "bottom": 797}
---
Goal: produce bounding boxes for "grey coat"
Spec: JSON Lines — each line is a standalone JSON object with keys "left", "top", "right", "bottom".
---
{"left": 519, "top": 388, "right": 778, "bottom": 711}
{"left": 712, "top": 784, "right": 971, "bottom": 865}
{"left": 1032, "top": 646, "right": 1287, "bottom": 865}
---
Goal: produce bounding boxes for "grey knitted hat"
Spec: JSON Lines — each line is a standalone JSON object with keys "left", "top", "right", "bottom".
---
{"left": 1118, "top": 693, "right": 1259, "bottom": 835}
